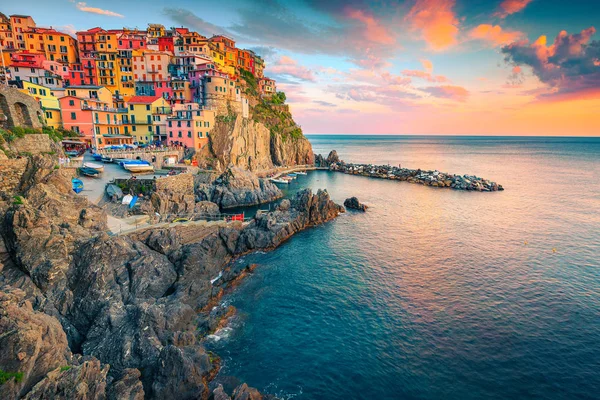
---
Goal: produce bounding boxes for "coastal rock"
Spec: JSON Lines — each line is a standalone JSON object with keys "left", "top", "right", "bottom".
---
{"left": 315, "top": 150, "right": 341, "bottom": 168}
{"left": 0, "top": 157, "right": 343, "bottom": 399}
{"left": 195, "top": 166, "right": 282, "bottom": 209}
{"left": 344, "top": 197, "right": 368, "bottom": 211}
{"left": 232, "top": 383, "right": 263, "bottom": 400}
{"left": 22, "top": 358, "right": 108, "bottom": 400}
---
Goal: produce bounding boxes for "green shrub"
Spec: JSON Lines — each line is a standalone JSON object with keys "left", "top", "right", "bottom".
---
{"left": 0, "top": 370, "right": 24, "bottom": 385}
{"left": 60, "top": 366, "right": 71, "bottom": 372}
{"left": 13, "top": 196, "right": 24, "bottom": 205}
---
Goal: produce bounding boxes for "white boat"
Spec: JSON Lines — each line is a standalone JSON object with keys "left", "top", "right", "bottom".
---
{"left": 295, "top": 171, "right": 307, "bottom": 175}
{"left": 83, "top": 162, "right": 104, "bottom": 173}
{"left": 270, "top": 178, "right": 290, "bottom": 184}
{"left": 123, "top": 163, "right": 154, "bottom": 173}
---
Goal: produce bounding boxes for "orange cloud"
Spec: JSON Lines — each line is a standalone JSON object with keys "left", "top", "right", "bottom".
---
{"left": 406, "top": 0, "right": 459, "bottom": 51}
{"left": 268, "top": 56, "right": 315, "bottom": 81}
{"left": 420, "top": 59, "right": 433, "bottom": 73}
{"left": 345, "top": 8, "right": 395, "bottom": 45}
{"left": 470, "top": 24, "right": 523, "bottom": 46}
{"left": 75, "top": 2, "right": 124, "bottom": 17}
{"left": 423, "top": 85, "right": 469, "bottom": 101}
{"left": 496, "top": 0, "right": 533, "bottom": 18}
{"left": 512, "top": 66, "right": 522, "bottom": 74}
{"left": 402, "top": 59, "right": 449, "bottom": 82}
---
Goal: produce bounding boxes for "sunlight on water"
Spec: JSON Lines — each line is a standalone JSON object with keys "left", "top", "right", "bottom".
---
{"left": 208, "top": 136, "right": 600, "bottom": 400}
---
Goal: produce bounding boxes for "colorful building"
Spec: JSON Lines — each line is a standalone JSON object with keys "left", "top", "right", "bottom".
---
{"left": 25, "top": 28, "right": 78, "bottom": 64}
{"left": 259, "top": 77, "right": 276, "bottom": 97}
{"left": 9, "top": 15, "right": 36, "bottom": 50}
{"left": 59, "top": 96, "right": 94, "bottom": 141}
{"left": 8, "top": 52, "right": 67, "bottom": 89}
{"left": 64, "top": 85, "right": 113, "bottom": 104}
{"left": 166, "top": 103, "right": 215, "bottom": 149}
{"left": 126, "top": 95, "right": 169, "bottom": 144}
{"left": 14, "top": 80, "right": 62, "bottom": 128}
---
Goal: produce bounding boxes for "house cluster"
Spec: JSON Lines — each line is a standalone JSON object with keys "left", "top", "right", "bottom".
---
{"left": 0, "top": 12, "right": 278, "bottom": 150}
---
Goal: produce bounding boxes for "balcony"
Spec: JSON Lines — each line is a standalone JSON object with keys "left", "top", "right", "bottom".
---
{"left": 154, "top": 106, "right": 172, "bottom": 115}
{"left": 84, "top": 64, "right": 94, "bottom": 69}
{"left": 82, "top": 104, "right": 128, "bottom": 113}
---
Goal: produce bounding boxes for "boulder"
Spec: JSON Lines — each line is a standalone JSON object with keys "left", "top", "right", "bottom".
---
{"left": 344, "top": 197, "right": 368, "bottom": 212}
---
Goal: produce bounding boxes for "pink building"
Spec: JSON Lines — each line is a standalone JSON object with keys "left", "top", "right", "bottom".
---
{"left": 133, "top": 51, "right": 170, "bottom": 82}
{"left": 8, "top": 52, "right": 68, "bottom": 89}
{"left": 166, "top": 103, "right": 215, "bottom": 150}
{"left": 59, "top": 96, "right": 94, "bottom": 142}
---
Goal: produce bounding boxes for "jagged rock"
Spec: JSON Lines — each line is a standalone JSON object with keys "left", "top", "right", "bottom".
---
{"left": 315, "top": 150, "right": 340, "bottom": 168}
{"left": 344, "top": 197, "right": 368, "bottom": 212}
{"left": 213, "top": 384, "right": 232, "bottom": 400}
{"left": 232, "top": 383, "right": 263, "bottom": 400}
{"left": 195, "top": 166, "right": 282, "bottom": 209}
{"left": 326, "top": 150, "right": 340, "bottom": 165}
{"left": 107, "top": 368, "right": 145, "bottom": 400}
{"left": 151, "top": 345, "right": 212, "bottom": 399}
{"left": 23, "top": 358, "right": 108, "bottom": 400}
{"left": 1, "top": 157, "right": 343, "bottom": 399}
{"left": 0, "top": 288, "right": 71, "bottom": 399}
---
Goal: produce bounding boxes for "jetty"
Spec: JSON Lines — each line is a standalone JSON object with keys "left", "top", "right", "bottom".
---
{"left": 325, "top": 161, "right": 503, "bottom": 192}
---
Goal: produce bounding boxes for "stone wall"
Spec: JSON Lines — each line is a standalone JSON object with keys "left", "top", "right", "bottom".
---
{"left": 98, "top": 149, "right": 184, "bottom": 169}
{"left": 0, "top": 158, "right": 29, "bottom": 199}
{"left": 9, "top": 134, "right": 55, "bottom": 155}
{"left": 0, "top": 86, "right": 44, "bottom": 130}
{"left": 155, "top": 173, "right": 194, "bottom": 194}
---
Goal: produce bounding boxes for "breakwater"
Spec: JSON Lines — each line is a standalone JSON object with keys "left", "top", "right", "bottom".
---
{"left": 329, "top": 161, "right": 504, "bottom": 191}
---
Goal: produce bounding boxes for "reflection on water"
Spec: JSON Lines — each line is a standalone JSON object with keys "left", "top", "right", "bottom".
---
{"left": 209, "top": 136, "right": 600, "bottom": 400}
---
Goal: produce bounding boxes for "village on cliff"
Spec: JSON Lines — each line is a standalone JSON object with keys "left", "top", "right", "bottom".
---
{"left": 0, "top": 12, "right": 281, "bottom": 150}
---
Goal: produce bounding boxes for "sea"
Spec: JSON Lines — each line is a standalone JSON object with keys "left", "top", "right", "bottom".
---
{"left": 207, "top": 135, "right": 600, "bottom": 400}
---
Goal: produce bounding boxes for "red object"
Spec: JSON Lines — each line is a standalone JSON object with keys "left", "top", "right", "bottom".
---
{"left": 192, "top": 160, "right": 198, "bottom": 166}
{"left": 231, "top": 213, "right": 244, "bottom": 222}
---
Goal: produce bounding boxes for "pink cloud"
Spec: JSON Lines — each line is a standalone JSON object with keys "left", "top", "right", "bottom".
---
{"left": 495, "top": 0, "right": 533, "bottom": 18}
{"left": 422, "top": 85, "right": 470, "bottom": 101}
{"left": 420, "top": 59, "right": 434, "bottom": 73}
{"left": 344, "top": 8, "right": 395, "bottom": 45}
{"left": 406, "top": 0, "right": 459, "bottom": 51}
{"left": 470, "top": 24, "right": 523, "bottom": 46}
{"left": 267, "top": 56, "right": 316, "bottom": 82}
{"left": 75, "top": 2, "right": 124, "bottom": 18}
{"left": 402, "top": 59, "right": 449, "bottom": 82}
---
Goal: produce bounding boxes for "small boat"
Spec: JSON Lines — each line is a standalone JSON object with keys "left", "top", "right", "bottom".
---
{"left": 92, "top": 154, "right": 103, "bottom": 162}
{"left": 270, "top": 178, "right": 290, "bottom": 184}
{"left": 295, "top": 171, "right": 307, "bottom": 176}
{"left": 129, "top": 195, "right": 139, "bottom": 209}
{"left": 123, "top": 162, "right": 154, "bottom": 173}
{"left": 72, "top": 178, "right": 84, "bottom": 194}
{"left": 101, "top": 156, "right": 114, "bottom": 163}
{"left": 83, "top": 162, "right": 104, "bottom": 173}
{"left": 118, "top": 159, "right": 149, "bottom": 167}
{"left": 106, "top": 184, "right": 123, "bottom": 200}
{"left": 79, "top": 167, "right": 100, "bottom": 177}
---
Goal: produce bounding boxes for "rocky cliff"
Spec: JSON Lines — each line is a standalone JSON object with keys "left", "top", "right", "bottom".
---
{"left": 0, "top": 156, "right": 343, "bottom": 399}
{"left": 200, "top": 93, "right": 314, "bottom": 172}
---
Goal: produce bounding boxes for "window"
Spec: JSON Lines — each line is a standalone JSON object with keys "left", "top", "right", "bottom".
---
{"left": 132, "top": 126, "right": 137, "bottom": 131}
{"left": 168, "top": 121, "right": 172, "bottom": 127}
{"left": 60, "top": 36, "right": 65, "bottom": 42}
{"left": 69, "top": 100, "right": 75, "bottom": 106}
{"left": 178, "top": 131, "right": 182, "bottom": 137}
{"left": 45, "top": 111, "right": 52, "bottom": 119}
{"left": 148, "top": 126, "right": 152, "bottom": 132}
{"left": 71, "top": 112, "right": 77, "bottom": 120}
{"left": 169, "top": 132, "right": 173, "bottom": 137}
{"left": 187, "top": 131, "right": 191, "bottom": 138}
{"left": 129, "top": 105, "right": 134, "bottom": 110}
{"left": 198, "top": 132, "right": 202, "bottom": 138}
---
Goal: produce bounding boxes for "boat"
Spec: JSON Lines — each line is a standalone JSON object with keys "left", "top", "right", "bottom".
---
{"left": 106, "top": 184, "right": 123, "bottom": 200}
{"left": 270, "top": 178, "right": 290, "bottom": 184}
{"left": 295, "top": 171, "right": 307, "bottom": 175}
{"left": 72, "top": 178, "right": 84, "bottom": 194}
{"left": 66, "top": 151, "right": 85, "bottom": 162}
{"left": 118, "top": 159, "right": 150, "bottom": 167}
{"left": 83, "top": 162, "right": 104, "bottom": 173}
{"left": 79, "top": 167, "right": 100, "bottom": 177}
{"left": 101, "top": 156, "right": 114, "bottom": 163}
{"left": 123, "top": 162, "right": 154, "bottom": 173}
{"left": 92, "top": 154, "right": 103, "bottom": 162}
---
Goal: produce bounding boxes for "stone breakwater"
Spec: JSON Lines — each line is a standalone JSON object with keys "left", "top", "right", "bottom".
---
{"left": 323, "top": 155, "right": 504, "bottom": 192}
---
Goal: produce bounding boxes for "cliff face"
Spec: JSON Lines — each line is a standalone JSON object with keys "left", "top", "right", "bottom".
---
{"left": 203, "top": 97, "right": 314, "bottom": 172}
{"left": 0, "top": 156, "right": 343, "bottom": 399}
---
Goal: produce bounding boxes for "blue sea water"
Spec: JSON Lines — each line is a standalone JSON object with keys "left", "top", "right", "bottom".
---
{"left": 208, "top": 135, "right": 600, "bottom": 400}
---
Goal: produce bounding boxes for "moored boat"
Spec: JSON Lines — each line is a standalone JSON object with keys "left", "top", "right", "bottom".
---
{"left": 83, "top": 162, "right": 104, "bottom": 173}
{"left": 123, "top": 162, "right": 154, "bottom": 173}
{"left": 79, "top": 167, "right": 100, "bottom": 177}
{"left": 270, "top": 178, "right": 290, "bottom": 184}
{"left": 295, "top": 171, "right": 307, "bottom": 175}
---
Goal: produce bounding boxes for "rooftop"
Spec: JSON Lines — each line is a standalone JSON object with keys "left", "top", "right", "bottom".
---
{"left": 127, "top": 95, "right": 163, "bottom": 104}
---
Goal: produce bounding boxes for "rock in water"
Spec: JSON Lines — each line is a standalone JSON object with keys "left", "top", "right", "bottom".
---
{"left": 315, "top": 150, "right": 341, "bottom": 167}
{"left": 344, "top": 197, "right": 368, "bottom": 212}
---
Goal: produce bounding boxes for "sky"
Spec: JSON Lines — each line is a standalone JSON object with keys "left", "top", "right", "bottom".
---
{"left": 3, "top": 0, "right": 600, "bottom": 136}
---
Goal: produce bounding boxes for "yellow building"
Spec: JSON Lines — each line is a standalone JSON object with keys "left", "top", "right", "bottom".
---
{"left": 127, "top": 95, "right": 169, "bottom": 144}
{"left": 16, "top": 80, "right": 62, "bottom": 128}
{"left": 92, "top": 103, "right": 131, "bottom": 147}
{"left": 64, "top": 85, "right": 114, "bottom": 104}
{"left": 147, "top": 24, "right": 166, "bottom": 38}
{"left": 10, "top": 15, "right": 36, "bottom": 50}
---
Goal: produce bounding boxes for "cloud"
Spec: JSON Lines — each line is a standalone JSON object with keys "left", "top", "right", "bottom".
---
{"left": 267, "top": 56, "right": 316, "bottom": 82}
{"left": 344, "top": 8, "right": 395, "bottom": 45}
{"left": 163, "top": 8, "right": 232, "bottom": 37}
{"left": 422, "top": 85, "right": 469, "bottom": 101}
{"left": 501, "top": 27, "right": 600, "bottom": 100}
{"left": 163, "top": 2, "right": 400, "bottom": 68}
{"left": 75, "top": 2, "right": 124, "bottom": 18}
{"left": 495, "top": 0, "right": 533, "bottom": 18}
{"left": 401, "top": 59, "right": 449, "bottom": 82}
{"left": 313, "top": 100, "right": 337, "bottom": 107}
{"left": 470, "top": 24, "right": 523, "bottom": 46}
{"left": 406, "top": 0, "right": 459, "bottom": 51}
{"left": 56, "top": 24, "right": 77, "bottom": 37}
{"left": 247, "top": 46, "right": 278, "bottom": 61}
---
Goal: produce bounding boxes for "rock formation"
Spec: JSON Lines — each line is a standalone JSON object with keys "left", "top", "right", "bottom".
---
{"left": 315, "top": 150, "right": 340, "bottom": 168}
{"left": 344, "top": 197, "right": 368, "bottom": 211}
{"left": 0, "top": 156, "right": 343, "bottom": 399}
{"left": 195, "top": 166, "right": 283, "bottom": 209}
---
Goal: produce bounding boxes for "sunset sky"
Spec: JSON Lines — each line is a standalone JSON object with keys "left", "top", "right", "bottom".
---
{"left": 4, "top": 0, "right": 600, "bottom": 135}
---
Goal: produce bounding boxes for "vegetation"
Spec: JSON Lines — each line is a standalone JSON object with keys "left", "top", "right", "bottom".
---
{"left": 239, "top": 69, "right": 258, "bottom": 97}
{"left": 0, "top": 370, "right": 24, "bottom": 385}
{"left": 270, "top": 91, "right": 287, "bottom": 105}
{"left": 13, "top": 196, "right": 24, "bottom": 205}
{"left": 0, "top": 126, "right": 79, "bottom": 149}
{"left": 60, "top": 366, "right": 71, "bottom": 372}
